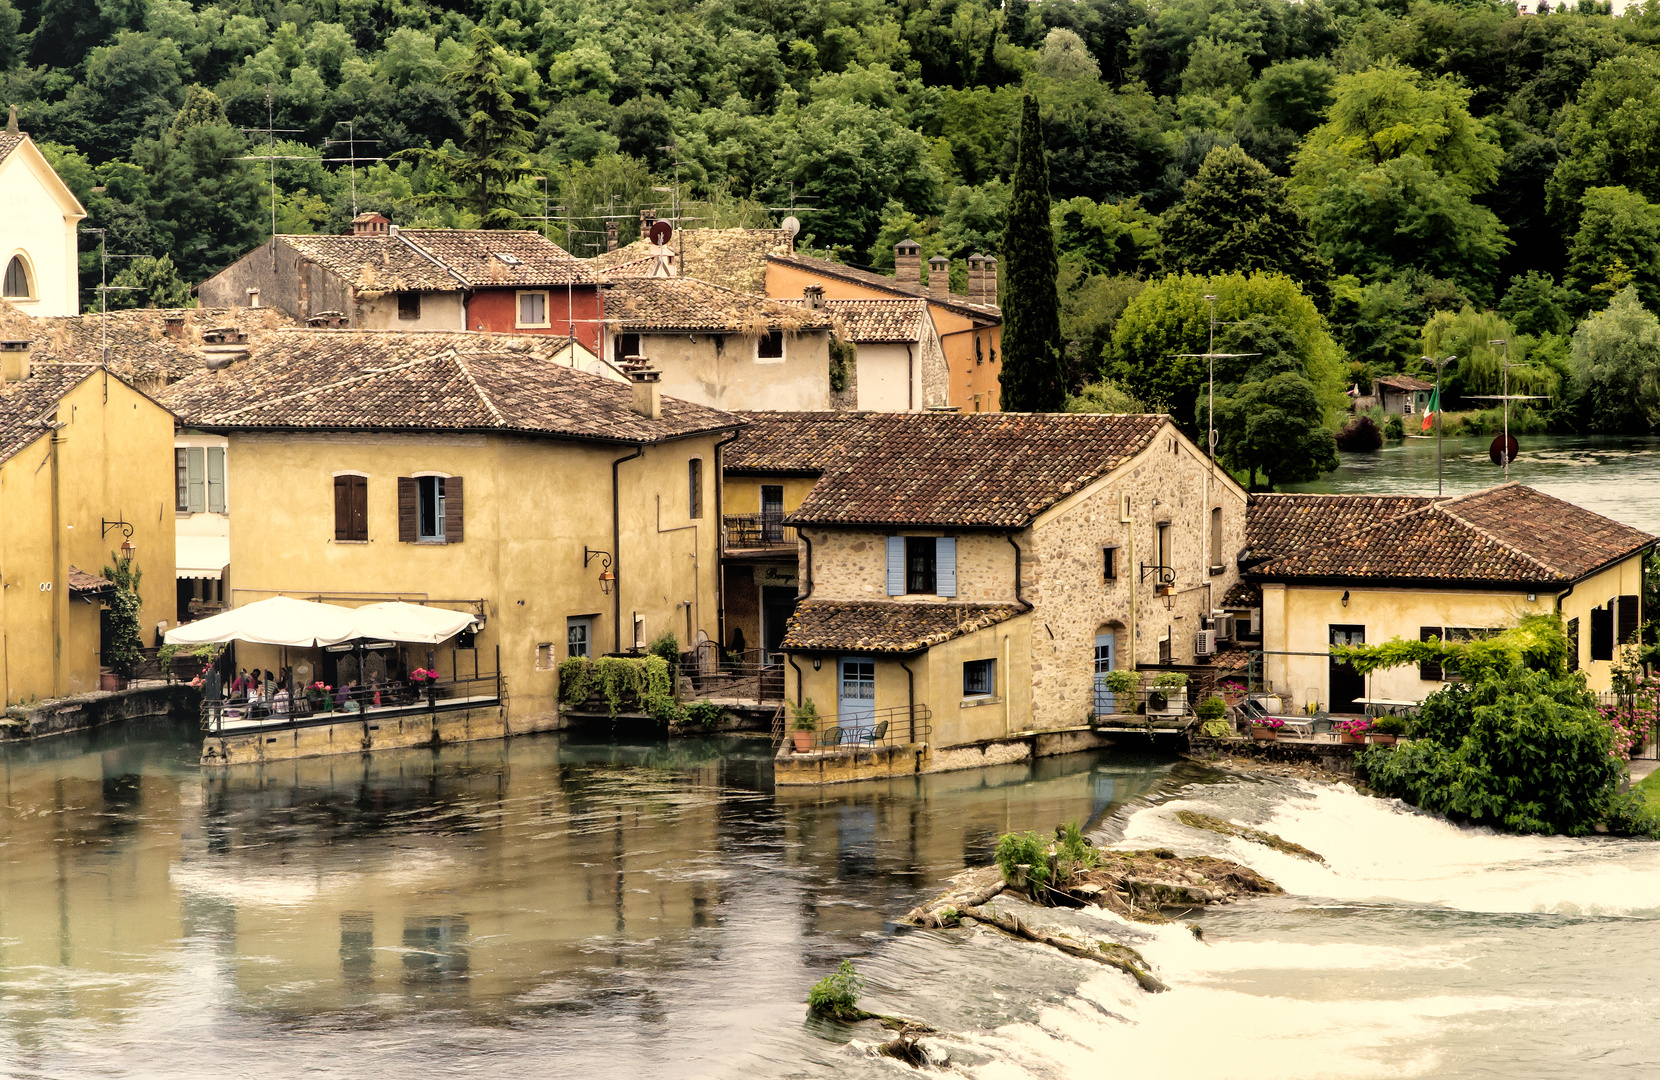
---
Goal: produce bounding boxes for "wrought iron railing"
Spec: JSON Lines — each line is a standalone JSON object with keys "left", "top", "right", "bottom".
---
{"left": 201, "top": 671, "right": 502, "bottom": 734}
{"left": 687, "top": 644, "right": 785, "bottom": 703}
{"left": 788, "top": 704, "right": 932, "bottom": 750}
{"left": 722, "top": 513, "right": 797, "bottom": 550}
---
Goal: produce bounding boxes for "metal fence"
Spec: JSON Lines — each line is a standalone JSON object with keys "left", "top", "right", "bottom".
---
{"left": 687, "top": 644, "right": 785, "bottom": 703}
{"left": 201, "top": 670, "right": 501, "bottom": 734}
{"left": 787, "top": 704, "right": 932, "bottom": 750}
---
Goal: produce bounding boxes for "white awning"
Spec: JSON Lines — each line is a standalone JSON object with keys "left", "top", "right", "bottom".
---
{"left": 164, "top": 596, "right": 360, "bottom": 647}
{"left": 349, "top": 602, "right": 478, "bottom": 644}
{"left": 176, "top": 535, "right": 230, "bottom": 580}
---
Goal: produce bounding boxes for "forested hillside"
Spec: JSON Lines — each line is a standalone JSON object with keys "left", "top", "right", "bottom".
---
{"left": 5, "top": 0, "right": 1660, "bottom": 438}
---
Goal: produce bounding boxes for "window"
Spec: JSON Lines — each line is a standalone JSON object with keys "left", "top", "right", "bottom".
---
{"left": 1156, "top": 521, "right": 1172, "bottom": 582}
{"left": 1567, "top": 618, "right": 1580, "bottom": 672}
{"left": 1420, "top": 626, "right": 1506, "bottom": 680}
{"left": 398, "top": 475, "right": 464, "bottom": 543}
{"left": 887, "top": 536, "right": 957, "bottom": 597}
{"left": 756, "top": 330, "right": 784, "bottom": 361}
{"left": 517, "top": 291, "right": 549, "bottom": 328}
{"left": 1418, "top": 627, "right": 1443, "bottom": 681}
{"left": 418, "top": 476, "right": 445, "bottom": 540}
{"left": 963, "top": 658, "right": 995, "bottom": 697}
{"left": 1618, "top": 594, "right": 1641, "bottom": 645}
{"left": 906, "top": 537, "right": 936, "bottom": 594}
{"left": 175, "top": 449, "right": 190, "bottom": 511}
{"left": 973, "top": 394, "right": 983, "bottom": 412}
{"left": 1209, "top": 506, "right": 1222, "bottom": 570}
{"left": 1590, "top": 604, "right": 1614, "bottom": 662}
{"left": 567, "top": 618, "right": 593, "bottom": 659}
{"left": 333, "top": 474, "right": 368, "bottom": 541}
{"left": 2, "top": 255, "right": 30, "bottom": 299}
{"left": 536, "top": 643, "right": 555, "bottom": 670}
{"left": 1103, "top": 545, "right": 1118, "bottom": 580}
{"left": 688, "top": 458, "right": 703, "bottom": 519}
{"left": 975, "top": 336, "right": 983, "bottom": 364}
{"left": 1404, "top": 399, "right": 1415, "bottom": 415}
{"left": 614, "top": 332, "right": 640, "bottom": 364}
{"left": 398, "top": 292, "right": 421, "bottom": 320}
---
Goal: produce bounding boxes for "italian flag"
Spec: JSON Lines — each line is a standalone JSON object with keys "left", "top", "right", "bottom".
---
{"left": 1421, "top": 387, "right": 1439, "bottom": 432}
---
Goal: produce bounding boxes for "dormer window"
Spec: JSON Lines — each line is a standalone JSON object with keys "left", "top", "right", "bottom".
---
{"left": 495, "top": 252, "right": 523, "bottom": 266}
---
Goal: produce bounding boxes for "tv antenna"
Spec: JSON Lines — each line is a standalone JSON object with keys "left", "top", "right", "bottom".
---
{"left": 1176, "top": 294, "right": 1258, "bottom": 475}
{"left": 237, "top": 88, "right": 308, "bottom": 260}
{"left": 323, "top": 121, "right": 385, "bottom": 218}
{"left": 1464, "top": 339, "right": 1549, "bottom": 481}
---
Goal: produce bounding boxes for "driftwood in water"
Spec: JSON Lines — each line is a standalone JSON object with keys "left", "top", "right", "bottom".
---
{"left": 960, "top": 905, "right": 1168, "bottom": 993}
{"left": 1174, "top": 810, "right": 1327, "bottom": 863}
{"left": 874, "top": 1023, "right": 945, "bottom": 1068}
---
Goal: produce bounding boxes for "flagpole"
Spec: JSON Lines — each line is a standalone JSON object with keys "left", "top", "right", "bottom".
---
{"left": 1422, "top": 355, "right": 1455, "bottom": 498}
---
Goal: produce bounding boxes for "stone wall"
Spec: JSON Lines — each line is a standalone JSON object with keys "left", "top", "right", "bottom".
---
{"left": 803, "top": 528, "right": 1018, "bottom": 603}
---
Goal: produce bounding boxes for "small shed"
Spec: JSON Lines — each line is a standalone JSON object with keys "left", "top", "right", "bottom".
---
{"left": 1375, "top": 374, "right": 1434, "bottom": 416}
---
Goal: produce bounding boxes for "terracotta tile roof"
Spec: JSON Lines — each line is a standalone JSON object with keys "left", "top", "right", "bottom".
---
{"left": 400, "top": 230, "right": 596, "bottom": 287}
{"left": 0, "top": 363, "right": 98, "bottom": 463}
{"left": 22, "top": 307, "right": 293, "bottom": 388}
{"left": 1255, "top": 484, "right": 1656, "bottom": 586}
{"left": 1221, "top": 580, "right": 1261, "bottom": 608}
{"left": 590, "top": 229, "right": 795, "bottom": 293}
{"left": 1246, "top": 493, "right": 1437, "bottom": 562}
{"left": 768, "top": 252, "right": 1001, "bottom": 322}
{"left": 159, "top": 330, "right": 740, "bottom": 445}
{"left": 0, "top": 131, "right": 23, "bottom": 164}
{"left": 785, "top": 412, "right": 1170, "bottom": 528}
{"left": 280, "top": 234, "right": 459, "bottom": 292}
{"left": 604, "top": 278, "right": 833, "bottom": 334}
{"left": 596, "top": 256, "right": 659, "bottom": 278}
{"left": 775, "top": 298, "right": 928, "bottom": 343}
{"left": 67, "top": 566, "right": 116, "bottom": 595}
{"left": 725, "top": 412, "right": 874, "bottom": 475}
{"left": 782, "top": 600, "right": 1025, "bottom": 653}
{"left": 1375, "top": 374, "right": 1433, "bottom": 391}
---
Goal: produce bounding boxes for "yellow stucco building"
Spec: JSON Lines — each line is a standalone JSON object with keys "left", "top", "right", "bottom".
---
{"left": 160, "top": 331, "right": 740, "bottom": 738}
{"left": 1240, "top": 486, "right": 1655, "bottom": 708}
{"left": 0, "top": 344, "right": 177, "bottom": 703}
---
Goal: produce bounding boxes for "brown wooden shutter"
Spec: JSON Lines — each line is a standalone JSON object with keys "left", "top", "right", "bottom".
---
{"left": 1618, "top": 594, "right": 1640, "bottom": 645}
{"left": 349, "top": 476, "right": 367, "bottom": 540}
{"left": 443, "top": 476, "right": 463, "bottom": 543}
{"left": 398, "top": 477, "right": 417, "bottom": 542}
{"left": 334, "top": 476, "right": 350, "bottom": 540}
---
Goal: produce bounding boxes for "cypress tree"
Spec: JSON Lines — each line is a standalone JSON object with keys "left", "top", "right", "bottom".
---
{"left": 998, "top": 95, "right": 1066, "bottom": 412}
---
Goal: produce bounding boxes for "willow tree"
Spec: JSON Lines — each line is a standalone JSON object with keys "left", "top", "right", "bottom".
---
{"left": 998, "top": 95, "right": 1066, "bottom": 412}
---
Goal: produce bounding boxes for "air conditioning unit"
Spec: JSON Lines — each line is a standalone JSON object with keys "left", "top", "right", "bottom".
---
{"left": 1195, "top": 629, "right": 1217, "bottom": 657}
{"left": 1147, "top": 687, "right": 1188, "bottom": 716}
{"left": 1210, "top": 613, "right": 1235, "bottom": 641}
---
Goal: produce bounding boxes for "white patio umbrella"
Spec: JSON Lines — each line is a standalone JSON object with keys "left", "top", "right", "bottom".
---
{"left": 349, "top": 602, "right": 478, "bottom": 644}
{"left": 163, "top": 596, "right": 362, "bottom": 648}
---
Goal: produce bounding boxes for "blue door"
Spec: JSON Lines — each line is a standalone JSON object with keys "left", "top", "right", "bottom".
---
{"left": 1093, "top": 634, "right": 1115, "bottom": 715}
{"left": 838, "top": 658, "right": 875, "bottom": 740}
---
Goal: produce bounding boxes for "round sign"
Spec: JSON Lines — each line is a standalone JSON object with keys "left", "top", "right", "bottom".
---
{"left": 648, "top": 220, "right": 673, "bottom": 246}
{"left": 1488, "top": 433, "right": 1519, "bottom": 465}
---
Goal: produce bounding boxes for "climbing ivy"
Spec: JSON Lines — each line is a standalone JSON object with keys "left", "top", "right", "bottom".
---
{"left": 557, "top": 654, "right": 679, "bottom": 723}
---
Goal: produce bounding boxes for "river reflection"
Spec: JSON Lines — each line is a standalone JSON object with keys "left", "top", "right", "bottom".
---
{"left": 0, "top": 718, "right": 1182, "bottom": 1077}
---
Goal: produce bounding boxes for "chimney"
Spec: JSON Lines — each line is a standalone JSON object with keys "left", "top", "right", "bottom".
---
{"left": 629, "top": 366, "right": 662, "bottom": 420}
{"left": 967, "top": 254, "right": 985, "bottom": 303}
{"left": 982, "top": 255, "right": 998, "bottom": 307}
{"left": 894, "top": 239, "right": 921, "bottom": 288}
{"left": 803, "top": 284, "right": 825, "bottom": 310}
{"left": 0, "top": 340, "right": 30, "bottom": 383}
{"left": 163, "top": 315, "right": 186, "bottom": 339}
{"left": 606, "top": 220, "right": 619, "bottom": 252}
{"left": 927, "top": 255, "right": 950, "bottom": 299}
{"left": 640, "top": 209, "right": 656, "bottom": 236}
{"left": 5, "top": 105, "right": 17, "bottom": 135}
{"left": 352, "top": 212, "right": 390, "bottom": 237}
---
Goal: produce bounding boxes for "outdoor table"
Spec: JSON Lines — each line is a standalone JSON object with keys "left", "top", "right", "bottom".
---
{"left": 1354, "top": 698, "right": 1422, "bottom": 718}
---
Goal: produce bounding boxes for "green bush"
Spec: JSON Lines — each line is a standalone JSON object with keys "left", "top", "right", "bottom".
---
{"left": 1370, "top": 714, "right": 1410, "bottom": 735}
{"left": 1196, "top": 696, "right": 1226, "bottom": 721}
{"left": 807, "top": 959, "right": 864, "bottom": 1017}
{"left": 1152, "top": 671, "right": 1188, "bottom": 688}
{"left": 1105, "top": 670, "right": 1138, "bottom": 694}
{"left": 1200, "top": 718, "right": 1232, "bottom": 738}
{"left": 994, "top": 830, "right": 1051, "bottom": 892}
{"left": 685, "top": 700, "right": 724, "bottom": 728}
{"left": 792, "top": 698, "right": 821, "bottom": 731}
{"left": 1054, "top": 820, "right": 1099, "bottom": 883}
{"left": 1384, "top": 414, "right": 1405, "bottom": 440}
{"left": 557, "top": 654, "right": 677, "bottom": 719}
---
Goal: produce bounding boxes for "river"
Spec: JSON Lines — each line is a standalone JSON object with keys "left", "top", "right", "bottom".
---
{"left": 1285, "top": 433, "right": 1660, "bottom": 533}
{"left": 5, "top": 720, "right": 1660, "bottom": 1077}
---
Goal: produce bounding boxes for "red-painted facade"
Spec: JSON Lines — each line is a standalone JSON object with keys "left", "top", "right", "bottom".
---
{"left": 465, "top": 286, "right": 604, "bottom": 353}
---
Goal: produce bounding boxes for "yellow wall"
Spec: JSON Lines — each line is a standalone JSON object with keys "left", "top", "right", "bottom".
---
{"left": 1261, "top": 554, "right": 1648, "bottom": 710}
{"left": 0, "top": 372, "right": 177, "bottom": 703}
{"left": 223, "top": 429, "right": 725, "bottom": 722}
{"left": 765, "top": 262, "right": 1001, "bottom": 411}
{"left": 722, "top": 476, "right": 817, "bottom": 517}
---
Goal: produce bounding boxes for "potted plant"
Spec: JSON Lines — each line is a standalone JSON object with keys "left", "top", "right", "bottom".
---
{"left": 791, "top": 699, "right": 820, "bottom": 752}
{"left": 1251, "top": 716, "right": 1286, "bottom": 740}
{"left": 1149, "top": 671, "right": 1188, "bottom": 714}
{"left": 1368, "top": 715, "right": 1409, "bottom": 745}
{"left": 1103, "top": 669, "right": 1137, "bottom": 714}
{"left": 1335, "top": 718, "right": 1371, "bottom": 744}
{"left": 1219, "top": 680, "right": 1247, "bottom": 708}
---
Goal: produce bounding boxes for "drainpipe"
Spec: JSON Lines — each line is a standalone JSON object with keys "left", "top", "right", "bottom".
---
{"left": 1007, "top": 534, "right": 1032, "bottom": 612}
{"left": 796, "top": 532, "right": 814, "bottom": 601}
{"left": 1121, "top": 494, "right": 1136, "bottom": 670}
{"left": 900, "top": 657, "right": 916, "bottom": 741}
{"left": 905, "top": 343, "right": 915, "bottom": 411}
{"left": 789, "top": 654, "right": 804, "bottom": 707}
{"left": 50, "top": 426, "right": 63, "bottom": 696}
{"left": 712, "top": 427, "right": 742, "bottom": 650}
{"left": 611, "top": 444, "right": 644, "bottom": 652}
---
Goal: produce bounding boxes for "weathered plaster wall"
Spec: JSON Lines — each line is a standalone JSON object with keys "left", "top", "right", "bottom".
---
{"left": 356, "top": 292, "right": 464, "bottom": 331}
{"left": 624, "top": 331, "right": 831, "bottom": 412}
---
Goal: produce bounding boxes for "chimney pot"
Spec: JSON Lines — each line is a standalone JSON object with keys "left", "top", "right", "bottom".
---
{"left": 629, "top": 365, "right": 662, "bottom": 420}
{"left": 352, "top": 212, "right": 390, "bottom": 237}
{"left": 968, "top": 254, "right": 985, "bottom": 303}
{"left": 803, "top": 284, "right": 825, "bottom": 311}
{"left": 927, "top": 255, "right": 950, "bottom": 299}
{"left": 0, "top": 340, "right": 30, "bottom": 383}
{"left": 163, "top": 316, "right": 186, "bottom": 339}
{"left": 894, "top": 239, "right": 922, "bottom": 289}
{"left": 982, "top": 255, "right": 998, "bottom": 307}
{"left": 606, "top": 221, "right": 619, "bottom": 253}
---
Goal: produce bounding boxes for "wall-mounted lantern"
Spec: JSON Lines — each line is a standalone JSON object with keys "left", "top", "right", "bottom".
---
{"left": 584, "top": 547, "right": 614, "bottom": 595}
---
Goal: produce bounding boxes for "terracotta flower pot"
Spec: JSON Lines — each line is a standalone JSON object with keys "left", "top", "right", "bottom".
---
{"left": 1367, "top": 733, "right": 1397, "bottom": 746}
{"left": 1251, "top": 726, "right": 1277, "bottom": 740}
{"left": 1340, "top": 732, "right": 1365, "bottom": 745}
{"left": 792, "top": 729, "right": 814, "bottom": 753}
{"left": 99, "top": 672, "right": 126, "bottom": 691}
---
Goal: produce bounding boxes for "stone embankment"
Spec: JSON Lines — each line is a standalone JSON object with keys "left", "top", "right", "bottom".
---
{"left": 2, "top": 682, "right": 195, "bottom": 739}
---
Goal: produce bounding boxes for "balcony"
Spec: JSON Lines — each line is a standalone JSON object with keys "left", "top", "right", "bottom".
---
{"left": 723, "top": 513, "right": 798, "bottom": 553}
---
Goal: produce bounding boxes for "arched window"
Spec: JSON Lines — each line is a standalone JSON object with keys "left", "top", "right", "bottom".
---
{"left": 2, "top": 256, "right": 30, "bottom": 299}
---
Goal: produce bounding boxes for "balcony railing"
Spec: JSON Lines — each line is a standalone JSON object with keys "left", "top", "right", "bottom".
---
{"left": 686, "top": 644, "right": 785, "bottom": 704}
{"left": 723, "top": 513, "right": 797, "bottom": 551}
{"left": 787, "top": 704, "right": 932, "bottom": 750}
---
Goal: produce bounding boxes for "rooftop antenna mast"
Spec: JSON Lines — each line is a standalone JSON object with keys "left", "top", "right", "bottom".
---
{"left": 323, "top": 121, "right": 385, "bottom": 219}
{"left": 237, "top": 87, "right": 306, "bottom": 265}
{"left": 1176, "top": 294, "right": 1257, "bottom": 479}
{"left": 1464, "top": 339, "right": 1549, "bottom": 482}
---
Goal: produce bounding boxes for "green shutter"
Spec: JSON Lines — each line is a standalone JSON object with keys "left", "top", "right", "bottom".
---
{"left": 206, "top": 448, "right": 226, "bottom": 514}
{"left": 186, "top": 447, "right": 206, "bottom": 513}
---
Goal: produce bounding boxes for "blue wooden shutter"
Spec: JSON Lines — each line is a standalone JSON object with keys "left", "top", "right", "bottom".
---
{"left": 886, "top": 536, "right": 905, "bottom": 595}
{"left": 936, "top": 537, "right": 957, "bottom": 597}
{"left": 185, "top": 447, "right": 206, "bottom": 513}
{"left": 206, "top": 448, "right": 227, "bottom": 513}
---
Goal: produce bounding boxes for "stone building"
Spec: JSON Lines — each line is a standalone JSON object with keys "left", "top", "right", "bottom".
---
{"left": 724, "top": 412, "right": 1248, "bottom": 781}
